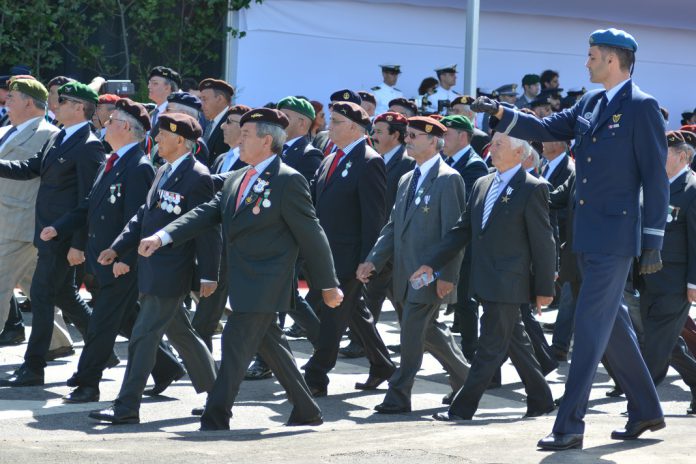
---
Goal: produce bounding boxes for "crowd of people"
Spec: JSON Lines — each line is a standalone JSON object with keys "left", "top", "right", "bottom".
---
{"left": 0, "top": 27, "right": 695, "bottom": 450}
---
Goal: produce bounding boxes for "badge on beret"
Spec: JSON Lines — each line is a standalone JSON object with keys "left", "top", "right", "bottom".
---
{"left": 425, "top": 124, "right": 433, "bottom": 133}
{"left": 343, "top": 92, "right": 350, "bottom": 100}
{"left": 340, "top": 109, "right": 348, "bottom": 115}
{"left": 251, "top": 113, "right": 262, "bottom": 119}
{"left": 169, "top": 123, "right": 177, "bottom": 132}
{"left": 386, "top": 115, "right": 393, "bottom": 122}
{"left": 445, "top": 121, "right": 452, "bottom": 127}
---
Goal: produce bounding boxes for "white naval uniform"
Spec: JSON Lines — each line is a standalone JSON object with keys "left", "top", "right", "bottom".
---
{"left": 372, "top": 83, "right": 404, "bottom": 115}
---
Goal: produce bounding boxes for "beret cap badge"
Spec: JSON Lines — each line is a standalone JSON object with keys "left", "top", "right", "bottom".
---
{"left": 386, "top": 115, "right": 393, "bottom": 121}
{"left": 169, "top": 123, "right": 177, "bottom": 132}
{"left": 343, "top": 92, "right": 350, "bottom": 100}
{"left": 425, "top": 124, "right": 433, "bottom": 133}
{"left": 251, "top": 113, "right": 263, "bottom": 119}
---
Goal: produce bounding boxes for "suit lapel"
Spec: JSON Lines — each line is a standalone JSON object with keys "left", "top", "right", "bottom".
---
{"left": 0, "top": 122, "right": 38, "bottom": 156}
{"left": 91, "top": 146, "right": 141, "bottom": 214}
{"left": 385, "top": 145, "right": 405, "bottom": 173}
{"left": 324, "top": 141, "right": 363, "bottom": 191}
{"left": 451, "top": 146, "right": 472, "bottom": 172}
{"left": 43, "top": 125, "right": 86, "bottom": 170}
{"left": 483, "top": 167, "right": 525, "bottom": 231}
{"left": 670, "top": 171, "right": 688, "bottom": 196}
{"left": 402, "top": 158, "right": 441, "bottom": 232}
{"left": 593, "top": 81, "right": 631, "bottom": 135}
{"left": 233, "top": 156, "right": 280, "bottom": 218}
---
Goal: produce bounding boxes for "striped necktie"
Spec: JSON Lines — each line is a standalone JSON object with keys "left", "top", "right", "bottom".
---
{"left": 481, "top": 176, "right": 501, "bottom": 227}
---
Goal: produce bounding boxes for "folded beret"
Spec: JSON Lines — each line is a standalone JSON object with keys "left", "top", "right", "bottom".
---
{"left": 116, "top": 98, "right": 151, "bottom": 131}
{"left": 158, "top": 112, "right": 202, "bottom": 140}
{"left": 198, "top": 78, "right": 235, "bottom": 97}
{"left": 441, "top": 115, "right": 473, "bottom": 133}
{"left": 226, "top": 104, "right": 253, "bottom": 118}
{"left": 149, "top": 66, "right": 182, "bottom": 87}
{"left": 331, "top": 101, "right": 370, "bottom": 128}
{"left": 680, "top": 124, "right": 696, "bottom": 134}
{"left": 589, "top": 28, "right": 638, "bottom": 52}
{"left": 167, "top": 92, "right": 202, "bottom": 111}
{"left": 388, "top": 98, "right": 418, "bottom": 114}
{"left": 374, "top": 112, "right": 408, "bottom": 126}
{"left": 329, "top": 89, "right": 361, "bottom": 105}
{"left": 357, "top": 91, "right": 376, "bottom": 106}
{"left": 239, "top": 107, "right": 290, "bottom": 129}
{"left": 277, "top": 96, "right": 316, "bottom": 120}
{"left": 48, "top": 76, "right": 74, "bottom": 89}
{"left": 408, "top": 116, "right": 447, "bottom": 137}
{"left": 9, "top": 78, "right": 48, "bottom": 102}
{"left": 58, "top": 81, "right": 98, "bottom": 104}
{"left": 450, "top": 95, "right": 475, "bottom": 107}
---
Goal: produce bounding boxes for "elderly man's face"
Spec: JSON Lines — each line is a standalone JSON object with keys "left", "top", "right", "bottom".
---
{"left": 490, "top": 132, "right": 522, "bottom": 171}
{"left": 148, "top": 76, "right": 171, "bottom": 104}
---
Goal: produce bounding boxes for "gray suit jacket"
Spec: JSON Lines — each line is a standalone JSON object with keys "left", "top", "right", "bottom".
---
{"left": 0, "top": 118, "right": 59, "bottom": 242}
{"left": 368, "top": 157, "right": 466, "bottom": 305}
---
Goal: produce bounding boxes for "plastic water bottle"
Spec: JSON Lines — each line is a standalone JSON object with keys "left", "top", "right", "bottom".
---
{"left": 410, "top": 271, "right": 440, "bottom": 290}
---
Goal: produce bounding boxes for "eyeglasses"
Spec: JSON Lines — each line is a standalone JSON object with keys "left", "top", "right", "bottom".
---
{"left": 224, "top": 117, "right": 241, "bottom": 125}
{"left": 58, "top": 96, "right": 82, "bottom": 105}
{"left": 329, "top": 119, "right": 347, "bottom": 125}
{"left": 406, "top": 132, "right": 426, "bottom": 140}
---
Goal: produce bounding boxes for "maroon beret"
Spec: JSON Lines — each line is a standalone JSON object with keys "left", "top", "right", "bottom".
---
{"left": 331, "top": 101, "right": 370, "bottom": 128}
{"left": 389, "top": 98, "right": 418, "bottom": 114}
{"left": 669, "top": 130, "right": 696, "bottom": 149}
{"left": 680, "top": 124, "right": 696, "bottom": 135}
{"left": 98, "top": 93, "right": 121, "bottom": 105}
{"left": 682, "top": 131, "right": 696, "bottom": 149}
{"left": 198, "top": 78, "right": 235, "bottom": 97}
{"left": 450, "top": 95, "right": 476, "bottom": 107}
{"left": 428, "top": 114, "right": 443, "bottom": 121}
{"left": 226, "top": 104, "right": 252, "bottom": 118}
{"left": 158, "top": 112, "right": 202, "bottom": 140}
{"left": 116, "top": 98, "right": 151, "bottom": 131}
{"left": 239, "top": 107, "right": 289, "bottom": 129}
{"left": 374, "top": 112, "right": 408, "bottom": 126}
{"left": 358, "top": 91, "right": 376, "bottom": 105}
{"left": 407, "top": 116, "right": 447, "bottom": 137}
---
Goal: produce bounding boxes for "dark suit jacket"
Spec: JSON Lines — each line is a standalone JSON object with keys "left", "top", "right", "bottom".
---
{"left": 544, "top": 153, "right": 575, "bottom": 237}
{"left": 164, "top": 156, "right": 338, "bottom": 313}
{"left": 211, "top": 148, "right": 246, "bottom": 174}
{"left": 0, "top": 123, "right": 104, "bottom": 251}
{"left": 550, "top": 171, "right": 579, "bottom": 285}
{"left": 204, "top": 119, "right": 229, "bottom": 169}
{"left": 640, "top": 169, "right": 696, "bottom": 295}
{"left": 427, "top": 167, "right": 556, "bottom": 304}
{"left": 384, "top": 145, "right": 415, "bottom": 216}
{"left": 448, "top": 146, "right": 489, "bottom": 201}
{"left": 52, "top": 144, "right": 155, "bottom": 285}
{"left": 312, "top": 139, "right": 386, "bottom": 280}
{"left": 283, "top": 136, "right": 323, "bottom": 183}
{"left": 111, "top": 155, "right": 221, "bottom": 297}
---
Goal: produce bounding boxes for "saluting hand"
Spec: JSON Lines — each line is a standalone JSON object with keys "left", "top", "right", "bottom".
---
{"left": 67, "top": 247, "right": 85, "bottom": 266}
{"left": 113, "top": 262, "right": 130, "bottom": 277}
{"left": 535, "top": 295, "right": 553, "bottom": 316}
{"left": 199, "top": 282, "right": 218, "bottom": 298}
{"left": 470, "top": 96, "right": 502, "bottom": 118}
{"left": 97, "top": 248, "right": 118, "bottom": 265}
{"left": 138, "top": 235, "right": 162, "bottom": 257}
{"left": 356, "top": 262, "right": 376, "bottom": 283}
{"left": 40, "top": 226, "right": 58, "bottom": 241}
{"left": 322, "top": 287, "right": 344, "bottom": 308}
{"left": 410, "top": 265, "right": 434, "bottom": 283}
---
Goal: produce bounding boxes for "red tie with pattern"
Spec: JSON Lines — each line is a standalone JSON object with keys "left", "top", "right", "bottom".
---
{"left": 104, "top": 153, "right": 119, "bottom": 174}
{"left": 326, "top": 149, "right": 346, "bottom": 181}
{"left": 235, "top": 168, "right": 257, "bottom": 210}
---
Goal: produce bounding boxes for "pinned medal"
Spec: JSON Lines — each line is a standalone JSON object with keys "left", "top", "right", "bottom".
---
{"left": 415, "top": 197, "right": 421, "bottom": 206}
{"left": 252, "top": 206, "right": 261, "bottom": 215}
{"left": 166, "top": 203, "right": 174, "bottom": 213}
{"left": 253, "top": 178, "right": 269, "bottom": 193}
{"left": 109, "top": 184, "right": 117, "bottom": 204}
{"left": 422, "top": 195, "right": 431, "bottom": 213}
{"left": 341, "top": 161, "right": 353, "bottom": 178}
{"left": 161, "top": 201, "right": 168, "bottom": 211}
{"left": 173, "top": 205, "right": 181, "bottom": 215}
{"left": 261, "top": 189, "right": 271, "bottom": 208}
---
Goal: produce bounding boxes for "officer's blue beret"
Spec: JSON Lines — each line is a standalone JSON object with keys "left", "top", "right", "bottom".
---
{"left": 329, "top": 88, "right": 362, "bottom": 105}
{"left": 167, "top": 91, "right": 202, "bottom": 111}
{"left": 589, "top": 28, "right": 638, "bottom": 52}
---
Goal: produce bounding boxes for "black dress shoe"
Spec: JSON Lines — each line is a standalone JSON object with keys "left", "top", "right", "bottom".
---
{"left": 309, "top": 386, "right": 327, "bottom": 398}
{"left": 283, "top": 323, "right": 307, "bottom": 338}
{"left": 537, "top": 433, "right": 583, "bottom": 450}
{"left": 245, "top": 362, "right": 273, "bottom": 380}
{"left": 339, "top": 341, "right": 365, "bottom": 359}
{"left": 286, "top": 414, "right": 323, "bottom": 426}
{"left": 386, "top": 344, "right": 401, "bottom": 354}
{"left": 143, "top": 369, "right": 186, "bottom": 396}
{"left": 554, "top": 395, "right": 564, "bottom": 407}
{"left": 687, "top": 399, "right": 695, "bottom": 415}
{"left": 606, "top": 386, "right": 624, "bottom": 397}
{"left": 610, "top": 417, "right": 665, "bottom": 440}
{"left": 89, "top": 406, "right": 139, "bottom": 424}
{"left": 355, "top": 375, "right": 389, "bottom": 390}
{"left": 442, "top": 391, "right": 454, "bottom": 405}
{"left": 523, "top": 404, "right": 556, "bottom": 418}
{"left": 432, "top": 411, "right": 469, "bottom": 422}
{"left": 0, "top": 365, "right": 44, "bottom": 387}
{"left": 0, "top": 329, "right": 25, "bottom": 346}
{"left": 106, "top": 353, "right": 120, "bottom": 369}
{"left": 191, "top": 406, "right": 205, "bottom": 416}
{"left": 374, "top": 403, "right": 411, "bottom": 414}
{"left": 64, "top": 386, "right": 100, "bottom": 403}
{"left": 552, "top": 346, "right": 568, "bottom": 362}
{"left": 46, "top": 345, "right": 75, "bottom": 361}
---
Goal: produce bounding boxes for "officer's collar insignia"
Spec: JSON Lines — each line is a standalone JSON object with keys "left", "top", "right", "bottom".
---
{"left": 612, "top": 114, "right": 622, "bottom": 123}
{"left": 169, "top": 123, "right": 177, "bottom": 132}
{"left": 425, "top": 124, "right": 433, "bottom": 133}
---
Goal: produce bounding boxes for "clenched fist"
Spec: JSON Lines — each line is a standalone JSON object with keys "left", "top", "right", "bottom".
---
{"left": 322, "top": 287, "right": 344, "bottom": 308}
{"left": 138, "top": 235, "right": 163, "bottom": 257}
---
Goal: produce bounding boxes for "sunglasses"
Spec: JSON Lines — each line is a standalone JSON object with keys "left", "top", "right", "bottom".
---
{"left": 58, "top": 96, "right": 83, "bottom": 105}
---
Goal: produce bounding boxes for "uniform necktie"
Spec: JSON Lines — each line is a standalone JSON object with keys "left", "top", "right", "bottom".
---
{"left": 203, "top": 121, "right": 214, "bottom": 141}
{"left": 0, "top": 126, "right": 17, "bottom": 148}
{"left": 54, "top": 129, "right": 66, "bottom": 146}
{"left": 405, "top": 167, "right": 422, "bottom": 214}
{"left": 445, "top": 156, "right": 454, "bottom": 166}
{"left": 541, "top": 164, "right": 550, "bottom": 178}
{"left": 151, "top": 108, "right": 160, "bottom": 127}
{"left": 323, "top": 140, "right": 336, "bottom": 157}
{"left": 235, "top": 167, "right": 257, "bottom": 210}
{"left": 104, "top": 153, "right": 119, "bottom": 174}
{"left": 481, "top": 175, "right": 501, "bottom": 227}
{"left": 597, "top": 94, "right": 608, "bottom": 119}
{"left": 157, "top": 164, "right": 172, "bottom": 190}
{"left": 326, "top": 149, "right": 346, "bottom": 181}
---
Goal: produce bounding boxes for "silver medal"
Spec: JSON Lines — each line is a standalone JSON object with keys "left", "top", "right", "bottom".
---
{"left": 262, "top": 199, "right": 271, "bottom": 208}
{"left": 160, "top": 201, "right": 168, "bottom": 211}
{"left": 341, "top": 169, "right": 348, "bottom": 178}
{"left": 166, "top": 203, "right": 174, "bottom": 213}
{"left": 667, "top": 214, "right": 673, "bottom": 223}
{"left": 109, "top": 195, "right": 116, "bottom": 204}
{"left": 415, "top": 197, "right": 421, "bottom": 206}
{"left": 173, "top": 205, "right": 181, "bottom": 215}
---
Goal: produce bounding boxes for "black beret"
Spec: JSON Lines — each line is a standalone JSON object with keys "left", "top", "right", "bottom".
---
{"left": 681, "top": 130, "right": 696, "bottom": 149}
{"left": 149, "top": 66, "right": 182, "bottom": 87}
{"left": 239, "top": 107, "right": 290, "bottom": 129}
{"left": 331, "top": 101, "right": 370, "bottom": 128}
{"left": 668, "top": 130, "right": 696, "bottom": 149}
{"left": 116, "top": 98, "right": 151, "bottom": 131}
{"left": 198, "top": 78, "right": 235, "bottom": 97}
{"left": 158, "top": 112, "right": 202, "bottom": 140}
{"left": 357, "top": 91, "right": 376, "bottom": 105}
{"left": 47, "top": 75, "right": 75, "bottom": 89}
{"left": 407, "top": 116, "right": 447, "bottom": 137}
{"left": 225, "top": 104, "right": 253, "bottom": 117}
{"left": 450, "top": 95, "right": 475, "bottom": 107}
{"left": 530, "top": 95, "right": 552, "bottom": 108}
{"left": 388, "top": 98, "right": 418, "bottom": 114}
{"left": 374, "top": 111, "right": 408, "bottom": 126}
{"left": 167, "top": 91, "right": 202, "bottom": 111}
{"left": 329, "top": 89, "right": 362, "bottom": 105}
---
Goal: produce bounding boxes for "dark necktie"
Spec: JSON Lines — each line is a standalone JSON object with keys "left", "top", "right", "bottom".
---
{"left": 0, "top": 126, "right": 18, "bottom": 148}
{"left": 541, "top": 163, "right": 550, "bottom": 178}
{"left": 596, "top": 94, "right": 608, "bottom": 119}
{"left": 151, "top": 108, "right": 160, "bottom": 128}
{"left": 445, "top": 157, "right": 454, "bottom": 166}
{"left": 282, "top": 143, "right": 290, "bottom": 158}
{"left": 203, "top": 121, "right": 214, "bottom": 141}
{"left": 104, "top": 153, "right": 119, "bottom": 174}
{"left": 405, "top": 167, "right": 422, "bottom": 214}
{"left": 157, "top": 164, "right": 172, "bottom": 190}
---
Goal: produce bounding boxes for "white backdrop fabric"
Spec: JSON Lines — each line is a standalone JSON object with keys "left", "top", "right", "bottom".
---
{"left": 231, "top": 0, "right": 696, "bottom": 128}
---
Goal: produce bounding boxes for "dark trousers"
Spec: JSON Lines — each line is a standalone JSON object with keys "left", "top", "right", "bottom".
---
{"left": 304, "top": 277, "right": 395, "bottom": 390}
{"left": 520, "top": 303, "right": 558, "bottom": 375}
{"left": 449, "top": 254, "right": 479, "bottom": 359}
{"left": 553, "top": 253, "right": 662, "bottom": 435}
{"left": 201, "top": 312, "right": 320, "bottom": 430}
{"left": 115, "top": 293, "right": 216, "bottom": 413}
{"left": 449, "top": 301, "right": 552, "bottom": 419}
{"left": 3, "top": 296, "right": 23, "bottom": 332}
{"left": 193, "top": 255, "right": 228, "bottom": 351}
{"left": 552, "top": 281, "right": 580, "bottom": 353}
{"left": 70, "top": 272, "right": 184, "bottom": 388}
{"left": 640, "top": 290, "right": 696, "bottom": 391}
{"left": 25, "top": 244, "right": 92, "bottom": 369}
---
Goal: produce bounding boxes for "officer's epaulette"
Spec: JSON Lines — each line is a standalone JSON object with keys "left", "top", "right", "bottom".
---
{"left": 371, "top": 86, "right": 380, "bottom": 91}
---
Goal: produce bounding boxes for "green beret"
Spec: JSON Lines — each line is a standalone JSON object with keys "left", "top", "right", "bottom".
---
{"left": 9, "top": 78, "right": 48, "bottom": 102}
{"left": 277, "top": 96, "right": 316, "bottom": 121}
{"left": 441, "top": 115, "right": 473, "bottom": 133}
{"left": 58, "top": 81, "right": 98, "bottom": 104}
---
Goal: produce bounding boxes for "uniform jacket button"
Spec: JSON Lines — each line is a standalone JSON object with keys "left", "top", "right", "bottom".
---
{"left": 579, "top": 199, "right": 585, "bottom": 205}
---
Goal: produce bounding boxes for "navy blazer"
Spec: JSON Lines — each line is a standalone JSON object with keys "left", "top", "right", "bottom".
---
{"left": 493, "top": 80, "right": 669, "bottom": 257}
{"left": 52, "top": 145, "right": 155, "bottom": 285}
{"left": 640, "top": 169, "right": 696, "bottom": 295}
{"left": 0, "top": 123, "right": 104, "bottom": 251}
{"left": 312, "top": 139, "right": 386, "bottom": 280}
{"left": 448, "top": 146, "right": 489, "bottom": 201}
{"left": 111, "top": 155, "right": 221, "bottom": 297}
{"left": 204, "top": 119, "right": 230, "bottom": 170}
{"left": 384, "top": 145, "right": 415, "bottom": 216}
{"left": 282, "top": 136, "right": 323, "bottom": 183}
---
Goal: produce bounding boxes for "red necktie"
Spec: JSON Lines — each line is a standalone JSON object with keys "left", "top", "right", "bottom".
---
{"left": 326, "top": 149, "right": 346, "bottom": 181}
{"left": 104, "top": 153, "right": 119, "bottom": 173}
{"left": 235, "top": 168, "right": 257, "bottom": 210}
{"left": 323, "top": 140, "right": 336, "bottom": 157}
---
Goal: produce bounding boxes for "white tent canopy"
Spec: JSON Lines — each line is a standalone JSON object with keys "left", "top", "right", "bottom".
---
{"left": 229, "top": 0, "right": 696, "bottom": 128}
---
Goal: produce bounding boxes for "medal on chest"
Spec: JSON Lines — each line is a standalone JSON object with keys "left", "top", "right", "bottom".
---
{"left": 341, "top": 161, "right": 353, "bottom": 178}
{"left": 414, "top": 187, "right": 424, "bottom": 206}
{"left": 109, "top": 183, "right": 122, "bottom": 204}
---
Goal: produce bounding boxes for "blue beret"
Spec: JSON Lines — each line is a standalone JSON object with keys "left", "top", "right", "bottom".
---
{"left": 589, "top": 28, "right": 638, "bottom": 52}
{"left": 329, "top": 89, "right": 362, "bottom": 105}
{"left": 167, "top": 91, "right": 202, "bottom": 111}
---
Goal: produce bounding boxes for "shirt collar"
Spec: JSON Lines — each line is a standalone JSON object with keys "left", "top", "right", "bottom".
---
{"left": 165, "top": 152, "right": 191, "bottom": 173}
{"left": 543, "top": 153, "right": 565, "bottom": 178}
{"left": 251, "top": 154, "right": 276, "bottom": 173}
{"left": 497, "top": 163, "right": 522, "bottom": 187}
{"left": 605, "top": 78, "right": 631, "bottom": 103}
{"left": 382, "top": 144, "right": 402, "bottom": 164}
{"left": 449, "top": 144, "right": 471, "bottom": 165}
{"left": 13, "top": 116, "right": 41, "bottom": 134}
{"left": 211, "top": 106, "right": 229, "bottom": 128}
{"left": 284, "top": 136, "right": 302, "bottom": 150}
{"left": 62, "top": 121, "right": 89, "bottom": 142}
{"left": 339, "top": 136, "right": 365, "bottom": 155}
{"left": 156, "top": 101, "right": 168, "bottom": 114}
{"left": 669, "top": 166, "right": 690, "bottom": 184}
{"left": 115, "top": 141, "right": 139, "bottom": 158}
{"left": 415, "top": 153, "right": 440, "bottom": 178}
